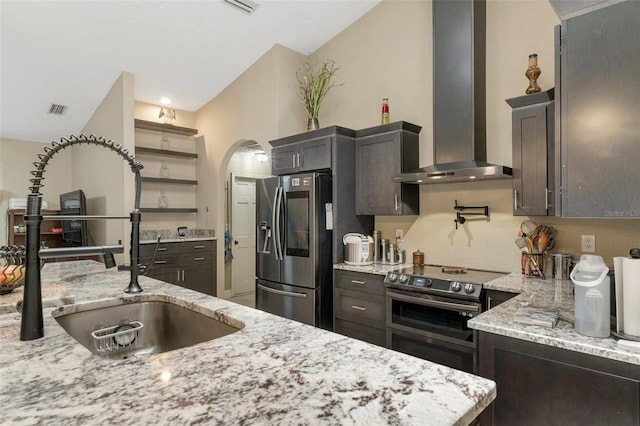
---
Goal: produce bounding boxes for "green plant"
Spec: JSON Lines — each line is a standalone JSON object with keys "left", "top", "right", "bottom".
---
{"left": 295, "top": 59, "right": 343, "bottom": 118}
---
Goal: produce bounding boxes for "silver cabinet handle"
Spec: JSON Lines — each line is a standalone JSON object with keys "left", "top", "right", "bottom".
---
{"left": 193, "top": 245, "right": 205, "bottom": 249}
{"left": 351, "top": 305, "right": 367, "bottom": 311}
{"left": 545, "top": 188, "right": 550, "bottom": 209}
{"left": 394, "top": 194, "right": 399, "bottom": 211}
{"left": 154, "top": 260, "right": 167, "bottom": 264}
{"left": 176, "top": 270, "right": 181, "bottom": 282}
{"left": 157, "top": 248, "right": 167, "bottom": 252}
{"left": 292, "top": 154, "right": 296, "bottom": 168}
{"left": 193, "top": 257, "right": 205, "bottom": 261}
{"left": 297, "top": 153, "right": 302, "bottom": 168}
{"left": 514, "top": 189, "right": 518, "bottom": 211}
{"left": 181, "top": 269, "right": 185, "bottom": 281}
{"left": 351, "top": 280, "right": 365, "bottom": 285}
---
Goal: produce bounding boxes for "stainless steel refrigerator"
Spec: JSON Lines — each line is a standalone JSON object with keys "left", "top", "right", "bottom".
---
{"left": 255, "top": 172, "right": 333, "bottom": 329}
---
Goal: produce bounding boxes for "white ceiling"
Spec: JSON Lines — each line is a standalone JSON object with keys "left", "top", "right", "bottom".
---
{"left": 0, "top": 0, "right": 380, "bottom": 143}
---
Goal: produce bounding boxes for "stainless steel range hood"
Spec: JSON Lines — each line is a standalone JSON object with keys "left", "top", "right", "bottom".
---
{"left": 395, "top": 0, "right": 512, "bottom": 184}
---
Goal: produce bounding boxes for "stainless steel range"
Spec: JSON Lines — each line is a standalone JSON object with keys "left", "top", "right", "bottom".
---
{"left": 384, "top": 265, "right": 505, "bottom": 374}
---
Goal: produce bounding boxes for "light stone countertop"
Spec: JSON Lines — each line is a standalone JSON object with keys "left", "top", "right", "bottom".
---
{"left": 0, "top": 261, "right": 495, "bottom": 425}
{"left": 470, "top": 272, "right": 640, "bottom": 366}
{"left": 333, "top": 264, "right": 640, "bottom": 366}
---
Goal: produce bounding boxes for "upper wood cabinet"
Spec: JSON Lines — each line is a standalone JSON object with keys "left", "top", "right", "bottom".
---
{"left": 271, "top": 136, "right": 332, "bottom": 175}
{"left": 559, "top": 1, "right": 640, "bottom": 217}
{"left": 506, "top": 89, "right": 555, "bottom": 216}
{"left": 355, "top": 121, "right": 421, "bottom": 216}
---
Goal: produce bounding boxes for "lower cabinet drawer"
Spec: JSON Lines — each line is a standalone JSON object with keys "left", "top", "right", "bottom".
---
{"left": 334, "top": 319, "right": 386, "bottom": 347}
{"left": 334, "top": 288, "right": 385, "bottom": 329}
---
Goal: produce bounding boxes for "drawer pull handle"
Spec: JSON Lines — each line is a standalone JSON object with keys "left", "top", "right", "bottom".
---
{"left": 193, "top": 257, "right": 205, "bottom": 261}
{"left": 193, "top": 245, "right": 206, "bottom": 249}
{"left": 154, "top": 260, "right": 167, "bottom": 264}
{"left": 157, "top": 248, "right": 167, "bottom": 252}
{"left": 351, "top": 280, "right": 366, "bottom": 285}
{"left": 351, "top": 305, "right": 367, "bottom": 311}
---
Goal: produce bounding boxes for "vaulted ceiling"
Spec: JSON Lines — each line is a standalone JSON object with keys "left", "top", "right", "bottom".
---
{"left": 0, "top": 0, "right": 380, "bottom": 143}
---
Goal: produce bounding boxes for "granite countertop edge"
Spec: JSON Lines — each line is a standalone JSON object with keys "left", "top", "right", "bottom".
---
{"left": 0, "top": 260, "right": 495, "bottom": 425}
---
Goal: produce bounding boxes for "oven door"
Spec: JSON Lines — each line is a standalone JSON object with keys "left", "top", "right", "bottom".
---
{"left": 386, "top": 289, "right": 480, "bottom": 374}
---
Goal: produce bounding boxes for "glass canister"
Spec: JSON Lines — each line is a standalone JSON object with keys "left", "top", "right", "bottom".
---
{"left": 413, "top": 250, "right": 424, "bottom": 266}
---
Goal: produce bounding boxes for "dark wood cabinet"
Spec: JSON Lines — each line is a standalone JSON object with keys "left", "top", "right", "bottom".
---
{"left": 333, "top": 270, "right": 386, "bottom": 346}
{"left": 271, "top": 136, "right": 332, "bottom": 175}
{"left": 355, "top": 121, "right": 421, "bottom": 215}
{"left": 506, "top": 89, "right": 555, "bottom": 216}
{"left": 478, "top": 331, "right": 640, "bottom": 426}
{"left": 140, "top": 240, "right": 216, "bottom": 296}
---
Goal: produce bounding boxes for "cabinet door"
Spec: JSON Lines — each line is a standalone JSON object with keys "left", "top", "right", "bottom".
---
{"left": 271, "top": 144, "right": 298, "bottom": 175}
{"left": 479, "top": 332, "right": 640, "bottom": 425}
{"left": 561, "top": 1, "right": 640, "bottom": 217}
{"left": 356, "top": 132, "right": 418, "bottom": 215}
{"left": 485, "top": 289, "right": 518, "bottom": 310}
{"left": 512, "top": 104, "right": 550, "bottom": 216}
{"left": 298, "top": 137, "right": 331, "bottom": 172}
{"left": 334, "top": 288, "right": 385, "bottom": 329}
{"left": 181, "top": 265, "right": 215, "bottom": 296}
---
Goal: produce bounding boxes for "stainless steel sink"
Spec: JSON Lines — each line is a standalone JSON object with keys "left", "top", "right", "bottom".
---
{"left": 53, "top": 297, "right": 243, "bottom": 360}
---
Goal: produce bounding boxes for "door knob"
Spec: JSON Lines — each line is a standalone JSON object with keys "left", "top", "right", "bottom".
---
{"left": 234, "top": 240, "right": 239, "bottom": 245}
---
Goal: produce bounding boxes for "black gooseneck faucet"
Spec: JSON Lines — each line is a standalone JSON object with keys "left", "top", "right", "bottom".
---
{"left": 20, "top": 135, "right": 145, "bottom": 341}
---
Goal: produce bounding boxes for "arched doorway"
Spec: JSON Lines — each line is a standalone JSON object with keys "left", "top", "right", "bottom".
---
{"left": 223, "top": 140, "right": 270, "bottom": 307}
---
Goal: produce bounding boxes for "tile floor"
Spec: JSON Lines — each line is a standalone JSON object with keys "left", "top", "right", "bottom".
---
{"left": 228, "top": 292, "right": 255, "bottom": 308}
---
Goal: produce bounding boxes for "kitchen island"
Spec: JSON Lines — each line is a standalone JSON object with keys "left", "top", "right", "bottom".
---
{"left": 0, "top": 261, "right": 495, "bottom": 425}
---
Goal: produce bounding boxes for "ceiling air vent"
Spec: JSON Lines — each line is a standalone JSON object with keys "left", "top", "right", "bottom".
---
{"left": 48, "top": 103, "right": 67, "bottom": 115}
{"left": 224, "top": 0, "right": 259, "bottom": 14}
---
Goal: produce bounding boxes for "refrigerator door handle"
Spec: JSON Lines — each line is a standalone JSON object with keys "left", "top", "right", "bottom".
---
{"left": 274, "top": 186, "right": 284, "bottom": 260}
{"left": 258, "top": 283, "right": 307, "bottom": 298}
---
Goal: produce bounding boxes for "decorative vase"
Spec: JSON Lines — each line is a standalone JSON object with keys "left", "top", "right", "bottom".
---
{"left": 307, "top": 117, "right": 320, "bottom": 131}
{"left": 525, "top": 53, "right": 542, "bottom": 94}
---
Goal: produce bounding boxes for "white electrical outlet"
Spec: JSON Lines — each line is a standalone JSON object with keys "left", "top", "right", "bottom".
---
{"left": 581, "top": 235, "right": 596, "bottom": 253}
{"left": 395, "top": 229, "right": 404, "bottom": 241}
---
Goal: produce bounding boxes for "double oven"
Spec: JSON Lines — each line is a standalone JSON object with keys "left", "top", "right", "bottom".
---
{"left": 384, "top": 265, "right": 505, "bottom": 374}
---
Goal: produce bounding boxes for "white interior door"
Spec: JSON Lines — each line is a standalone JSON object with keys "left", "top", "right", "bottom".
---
{"left": 231, "top": 174, "right": 256, "bottom": 295}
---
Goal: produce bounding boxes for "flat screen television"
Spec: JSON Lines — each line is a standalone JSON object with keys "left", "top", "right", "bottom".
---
{"left": 59, "top": 189, "right": 88, "bottom": 247}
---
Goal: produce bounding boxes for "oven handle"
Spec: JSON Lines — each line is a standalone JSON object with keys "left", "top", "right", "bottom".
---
{"left": 387, "top": 290, "right": 480, "bottom": 314}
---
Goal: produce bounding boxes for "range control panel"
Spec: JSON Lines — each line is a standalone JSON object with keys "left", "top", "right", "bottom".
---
{"left": 384, "top": 272, "right": 483, "bottom": 299}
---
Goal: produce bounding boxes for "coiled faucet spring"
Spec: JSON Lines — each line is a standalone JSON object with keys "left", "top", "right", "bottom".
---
{"left": 29, "top": 134, "right": 143, "bottom": 196}
{"left": 21, "top": 134, "right": 145, "bottom": 341}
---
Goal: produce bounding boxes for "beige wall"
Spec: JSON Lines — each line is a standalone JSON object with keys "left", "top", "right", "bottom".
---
{"left": 195, "top": 43, "right": 307, "bottom": 296}
{"left": 80, "top": 72, "right": 135, "bottom": 253}
{"left": 309, "top": 0, "right": 640, "bottom": 271}
{"left": 0, "top": 138, "right": 72, "bottom": 244}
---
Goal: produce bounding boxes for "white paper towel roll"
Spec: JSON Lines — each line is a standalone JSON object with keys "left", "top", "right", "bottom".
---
{"left": 613, "top": 257, "right": 625, "bottom": 333}
{"left": 622, "top": 257, "right": 640, "bottom": 337}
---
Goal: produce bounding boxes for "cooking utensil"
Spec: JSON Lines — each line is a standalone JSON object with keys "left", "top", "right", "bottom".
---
{"left": 524, "top": 237, "right": 545, "bottom": 279}
{"left": 520, "top": 220, "right": 538, "bottom": 237}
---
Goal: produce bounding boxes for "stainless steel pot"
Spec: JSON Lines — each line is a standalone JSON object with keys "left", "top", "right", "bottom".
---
{"left": 343, "top": 233, "right": 374, "bottom": 265}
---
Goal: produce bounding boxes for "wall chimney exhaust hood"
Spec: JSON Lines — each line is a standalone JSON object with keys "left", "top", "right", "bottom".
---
{"left": 395, "top": 0, "right": 512, "bottom": 184}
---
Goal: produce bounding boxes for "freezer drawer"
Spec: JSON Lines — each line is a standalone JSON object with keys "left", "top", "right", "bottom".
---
{"left": 256, "top": 279, "right": 317, "bottom": 326}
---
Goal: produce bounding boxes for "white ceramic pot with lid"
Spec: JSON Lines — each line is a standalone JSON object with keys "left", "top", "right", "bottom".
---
{"left": 343, "top": 233, "right": 374, "bottom": 265}
{"left": 570, "top": 254, "right": 610, "bottom": 338}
